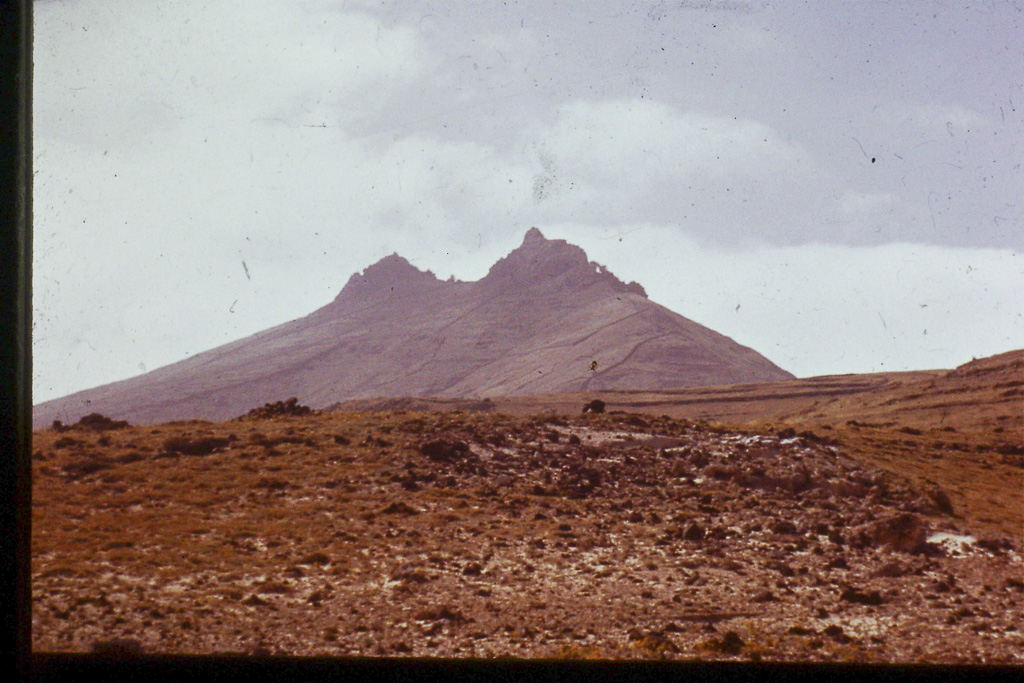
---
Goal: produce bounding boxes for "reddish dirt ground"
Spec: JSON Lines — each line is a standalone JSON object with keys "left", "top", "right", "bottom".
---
{"left": 31, "top": 395, "right": 1024, "bottom": 663}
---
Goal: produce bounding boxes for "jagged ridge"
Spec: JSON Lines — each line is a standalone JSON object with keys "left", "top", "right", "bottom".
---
{"left": 33, "top": 227, "right": 792, "bottom": 425}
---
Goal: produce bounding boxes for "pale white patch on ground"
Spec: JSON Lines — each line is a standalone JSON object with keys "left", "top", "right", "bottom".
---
{"left": 827, "top": 613, "right": 903, "bottom": 639}
{"left": 927, "top": 532, "right": 977, "bottom": 554}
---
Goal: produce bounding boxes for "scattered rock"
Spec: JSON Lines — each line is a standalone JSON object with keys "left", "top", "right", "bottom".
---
{"left": 381, "top": 502, "right": 420, "bottom": 516}
{"left": 420, "top": 439, "right": 470, "bottom": 462}
{"left": 394, "top": 569, "right": 430, "bottom": 584}
{"left": 31, "top": 408, "right": 1024, "bottom": 662}
{"left": 831, "top": 479, "right": 870, "bottom": 498}
{"left": 771, "top": 520, "right": 800, "bottom": 536}
{"left": 858, "top": 513, "right": 931, "bottom": 554}
{"left": 582, "top": 399, "right": 606, "bottom": 414}
{"left": 977, "top": 537, "right": 1013, "bottom": 555}
{"left": 629, "top": 629, "right": 680, "bottom": 655}
{"left": 823, "top": 624, "right": 854, "bottom": 643}
{"left": 840, "top": 586, "right": 885, "bottom": 606}
{"left": 873, "top": 560, "right": 909, "bottom": 578}
{"left": 713, "top": 630, "right": 744, "bottom": 655}
{"left": 682, "top": 522, "right": 705, "bottom": 542}
{"left": 52, "top": 436, "right": 81, "bottom": 449}
{"left": 245, "top": 397, "right": 314, "bottom": 419}
{"left": 75, "top": 413, "right": 129, "bottom": 431}
{"left": 926, "top": 486, "right": 955, "bottom": 516}
{"left": 299, "top": 552, "right": 331, "bottom": 566}
{"left": 162, "top": 435, "right": 233, "bottom": 457}
{"left": 417, "top": 606, "right": 468, "bottom": 623}
{"left": 241, "top": 594, "right": 274, "bottom": 609}
{"left": 256, "top": 477, "right": 288, "bottom": 491}
{"left": 768, "top": 560, "right": 796, "bottom": 577}
{"left": 61, "top": 459, "right": 112, "bottom": 480}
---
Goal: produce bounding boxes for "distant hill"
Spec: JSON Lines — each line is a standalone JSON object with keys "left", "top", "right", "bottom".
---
{"left": 438, "top": 349, "right": 1022, "bottom": 434}
{"left": 33, "top": 227, "right": 793, "bottom": 426}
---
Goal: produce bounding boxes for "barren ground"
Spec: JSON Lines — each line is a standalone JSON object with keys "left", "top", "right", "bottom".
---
{"left": 31, "top": 390, "right": 1024, "bottom": 663}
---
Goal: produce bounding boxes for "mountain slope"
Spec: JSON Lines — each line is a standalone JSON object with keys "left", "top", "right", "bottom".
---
{"left": 33, "top": 228, "right": 793, "bottom": 425}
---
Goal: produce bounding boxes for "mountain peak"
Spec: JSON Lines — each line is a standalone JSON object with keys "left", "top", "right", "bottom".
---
{"left": 521, "top": 226, "right": 547, "bottom": 246}
{"left": 32, "top": 225, "right": 796, "bottom": 425}
{"left": 334, "top": 252, "right": 440, "bottom": 303}
{"left": 484, "top": 229, "right": 587, "bottom": 281}
{"left": 483, "top": 228, "right": 647, "bottom": 298}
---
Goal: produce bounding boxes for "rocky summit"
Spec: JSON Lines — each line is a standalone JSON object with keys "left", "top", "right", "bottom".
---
{"left": 33, "top": 228, "right": 792, "bottom": 425}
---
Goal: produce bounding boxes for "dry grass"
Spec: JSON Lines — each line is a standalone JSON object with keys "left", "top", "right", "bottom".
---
{"left": 30, "top": 363, "right": 1024, "bottom": 661}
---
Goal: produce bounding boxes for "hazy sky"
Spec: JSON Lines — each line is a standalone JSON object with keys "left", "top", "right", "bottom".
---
{"left": 33, "top": 0, "right": 1023, "bottom": 403}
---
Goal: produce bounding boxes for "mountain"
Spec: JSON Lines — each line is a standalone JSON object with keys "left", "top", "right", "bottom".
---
{"left": 32, "top": 228, "right": 794, "bottom": 426}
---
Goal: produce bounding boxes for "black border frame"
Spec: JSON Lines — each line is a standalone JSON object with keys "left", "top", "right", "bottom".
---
{"left": 1, "top": 0, "right": 33, "bottom": 678}
{"left": 9, "top": 3, "right": 1018, "bottom": 681}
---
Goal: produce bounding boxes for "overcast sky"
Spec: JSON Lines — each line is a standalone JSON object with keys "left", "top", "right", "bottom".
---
{"left": 33, "top": 0, "right": 1023, "bottom": 403}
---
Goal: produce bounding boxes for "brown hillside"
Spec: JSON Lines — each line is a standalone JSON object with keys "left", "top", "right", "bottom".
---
{"left": 33, "top": 228, "right": 792, "bottom": 426}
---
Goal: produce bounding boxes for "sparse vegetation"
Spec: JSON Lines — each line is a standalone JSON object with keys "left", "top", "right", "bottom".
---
{"left": 31, "top": 359, "right": 1024, "bottom": 661}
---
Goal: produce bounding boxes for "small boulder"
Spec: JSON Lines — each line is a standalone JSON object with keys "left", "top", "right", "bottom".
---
{"left": 859, "top": 513, "right": 931, "bottom": 554}
{"left": 299, "top": 552, "right": 331, "bottom": 566}
{"left": 76, "top": 413, "right": 129, "bottom": 431}
{"left": 926, "top": 486, "right": 955, "bottom": 516}
{"left": 771, "top": 520, "right": 800, "bottom": 536}
{"left": 715, "top": 630, "right": 744, "bottom": 655}
{"left": 244, "top": 396, "right": 314, "bottom": 419}
{"left": 162, "top": 435, "right": 232, "bottom": 457}
{"left": 873, "top": 560, "right": 908, "bottom": 578}
{"left": 417, "top": 606, "right": 468, "bottom": 623}
{"left": 381, "top": 502, "right": 420, "bottom": 516}
{"left": 840, "top": 586, "right": 885, "bottom": 606}
{"left": 419, "top": 439, "right": 470, "bottom": 463}
{"left": 682, "top": 522, "right": 705, "bottom": 542}
{"left": 823, "top": 624, "right": 854, "bottom": 643}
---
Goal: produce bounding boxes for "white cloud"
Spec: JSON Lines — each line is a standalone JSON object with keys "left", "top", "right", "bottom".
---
{"left": 542, "top": 222, "right": 1024, "bottom": 377}
{"left": 829, "top": 190, "right": 930, "bottom": 243}
{"left": 533, "top": 98, "right": 807, "bottom": 184}
{"left": 515, "top": 98, "right": 825, "bottom": 241}
{"left": 30, "top": 1, "right": 1022, "bottom": 403}
{"left": 34, "top": 1, "right": 427, "bottom": 149}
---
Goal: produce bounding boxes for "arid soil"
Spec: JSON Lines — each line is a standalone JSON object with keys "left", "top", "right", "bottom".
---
{"left": 337, "top": 350, "right": 1024, "bottom": 541}
{"left": 31, "top": 402, "right": 1023, "bottom": 663}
